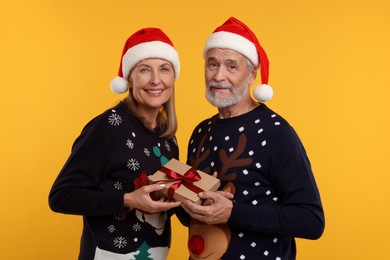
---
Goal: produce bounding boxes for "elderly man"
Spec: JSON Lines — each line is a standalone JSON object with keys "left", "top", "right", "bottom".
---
{"left": 180, "top": 17, "right": 325, "bottom": 260}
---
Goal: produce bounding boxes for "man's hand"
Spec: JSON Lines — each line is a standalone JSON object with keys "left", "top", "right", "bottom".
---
{"left": 181, "top": 191, "right": 233, "bottom": 225}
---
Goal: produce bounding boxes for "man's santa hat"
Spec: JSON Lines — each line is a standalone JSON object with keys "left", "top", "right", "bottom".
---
{"left": 110, "top": 27, "right": 180, "bottom": 94}
{"left": 203, "top": 17, "right": 273, "bottom": 102}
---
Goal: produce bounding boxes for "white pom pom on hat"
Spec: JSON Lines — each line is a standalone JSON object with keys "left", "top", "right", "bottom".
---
{"left": 253, "top": 84, "right": 273, "bottom": 102}
{"left": 110, "top": 76, "right": 129, "bottom": 94}
{"left": 110, "top": 28, "right": 180, "bottom": 94}
{"left": 204, "top": 17, "right": 273, "bottom": 102}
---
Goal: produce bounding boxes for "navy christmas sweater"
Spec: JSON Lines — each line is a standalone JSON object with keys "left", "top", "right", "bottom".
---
{"left": 186, "top": 104, "right": 324, "bottom": 260}
{"left": 49, "top": 101, "right": 179, "bottom": 260}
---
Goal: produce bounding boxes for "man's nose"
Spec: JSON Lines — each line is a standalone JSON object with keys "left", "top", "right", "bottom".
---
{"left": 213, "top": 66, "right": 227, "bottom": 81}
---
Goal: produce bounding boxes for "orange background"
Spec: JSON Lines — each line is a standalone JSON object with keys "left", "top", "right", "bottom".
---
{"left": 1, "top": 0, "right": 389, "bottom": 259}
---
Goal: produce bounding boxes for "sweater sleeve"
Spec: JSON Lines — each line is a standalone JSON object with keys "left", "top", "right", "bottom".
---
{"left": 49, "top": 118, "right": 125, "bottom": 216}
{"left": 228, "top": 126, "right": 325, "bottom": 239}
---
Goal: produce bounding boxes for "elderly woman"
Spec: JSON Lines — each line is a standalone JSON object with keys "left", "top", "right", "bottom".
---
{"left": 49, "top": 27, "right": 181, "bottom": 260}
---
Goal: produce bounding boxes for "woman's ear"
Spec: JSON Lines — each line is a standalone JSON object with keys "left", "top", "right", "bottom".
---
{"left": 127, "top": 75, "right": 133, "bottom": 89}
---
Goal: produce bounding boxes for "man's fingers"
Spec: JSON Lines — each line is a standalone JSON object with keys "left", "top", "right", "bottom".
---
{"left": 197, "top": 191, "right": 216, "bottom": 200}
{"left": 182, "top": 200, "right": 207, "bottom": 215}
{"left": 217, "top": 191, "right": 234, "bottom": 199}
{"left": 181, "top": 202, "right": 212, "bottom": 223}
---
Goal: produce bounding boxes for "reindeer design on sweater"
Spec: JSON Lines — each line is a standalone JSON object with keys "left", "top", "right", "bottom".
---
{"left": 187, "top": 133, "right": 252, "bottom": 260}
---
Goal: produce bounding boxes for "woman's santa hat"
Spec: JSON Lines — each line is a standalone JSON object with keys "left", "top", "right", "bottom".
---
{"left": 203, "top": 17, "right": 273, "bottom": 102}
{"left": 110, "top": 27, "right": 180, "bottom": 94}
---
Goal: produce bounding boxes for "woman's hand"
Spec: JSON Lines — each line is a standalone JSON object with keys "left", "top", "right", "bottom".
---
{"left": 124, "top": 183, "right": 181, "bottom": 214}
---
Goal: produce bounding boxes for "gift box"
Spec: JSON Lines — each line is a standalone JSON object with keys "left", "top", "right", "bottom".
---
{"left": 148, "top": 158, "right": 220, "bottom": 204}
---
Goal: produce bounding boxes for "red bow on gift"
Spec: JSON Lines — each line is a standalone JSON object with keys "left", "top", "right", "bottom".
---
{"left": 159, "top": 166, "right": 204, "bottom": 200}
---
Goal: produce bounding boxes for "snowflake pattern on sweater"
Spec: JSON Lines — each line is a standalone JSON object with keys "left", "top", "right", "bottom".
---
{"left": 49, "top": 102, "right": 178, "bottom": 260}
{"left": 186, "top": 104, "right": 324, "bottom": 260}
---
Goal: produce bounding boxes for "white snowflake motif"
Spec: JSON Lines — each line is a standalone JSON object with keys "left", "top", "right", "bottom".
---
{"left": 113, "top": 181, "right": 123, "bottom": 190}
{"left": 108, "top": 111, "right": 122, "bottom": 126}
{"left": 126, "top": 139, "right": 134, "bottom": 149}
{"left": 114, "top": 214, "right": 126, "bottom": 221}
{"left": 126, "top": 158, "right": 140, "bottom": 171}
{"left": 113, "top": 236, "right": 127, "bottom": 249}
{"left": 144, "top": 148, "right": 151, "bottom": 156}
{"left": 165, "top": 140, "right": 171, "bottom": 151}
{"left": 107, "top": 225, "right": 116, "bottom": 233}
{"left": 132, "top": 222, "right": 142, "bottom": 232}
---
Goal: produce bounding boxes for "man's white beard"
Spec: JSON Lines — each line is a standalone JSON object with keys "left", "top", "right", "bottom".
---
{"left": 205, "top": 77, "right": 250, "bottom": 108}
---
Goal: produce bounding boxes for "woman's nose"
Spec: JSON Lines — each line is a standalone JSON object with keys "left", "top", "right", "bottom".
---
{"left": 150, "top": 71, "right": 162, "bottom": 85}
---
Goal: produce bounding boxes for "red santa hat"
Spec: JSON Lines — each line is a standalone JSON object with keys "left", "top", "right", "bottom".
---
{"left": 110, "top": 27, "right": 180, "bottom": 94}
{"left": 203, "top": 17, "right": 273, "bottom": 102}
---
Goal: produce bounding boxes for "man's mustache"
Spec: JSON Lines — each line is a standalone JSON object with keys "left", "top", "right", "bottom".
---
{"left": 208, "top": 81, "right": 233, "bottom": 89}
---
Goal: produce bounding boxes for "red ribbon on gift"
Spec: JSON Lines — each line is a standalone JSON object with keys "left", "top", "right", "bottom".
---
{"left": 159, "top": 166, "right": 204, "bottom": 200}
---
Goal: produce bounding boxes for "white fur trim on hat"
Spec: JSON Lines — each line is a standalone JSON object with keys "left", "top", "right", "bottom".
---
{"left": 122, "top": 41, "right": 180, "bottom": 80}
{"left": 204, "top": 31, "right": 259, "bottom": 67}
{"left": 253, "top": 84, "right": 273, "bottom": 102}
